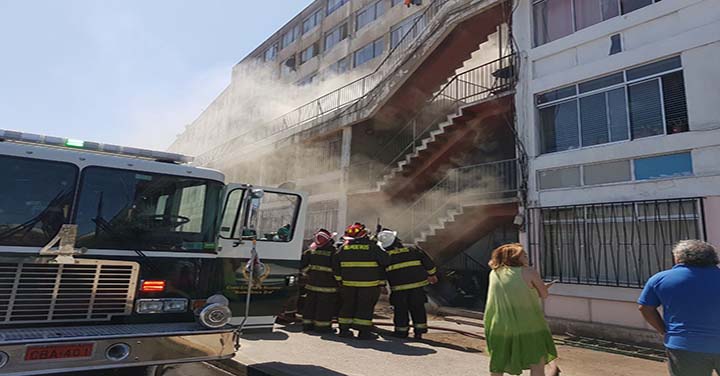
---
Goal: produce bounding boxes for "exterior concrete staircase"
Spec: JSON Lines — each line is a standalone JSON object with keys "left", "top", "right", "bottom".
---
{"left": 195, "top": 0, "right": 511, "bottom": 167}
{"left": 373, "top": 54, "right": 517, "bottom": 195}
{"left": 385, "top": 159, "right": 519, "bottom": 261}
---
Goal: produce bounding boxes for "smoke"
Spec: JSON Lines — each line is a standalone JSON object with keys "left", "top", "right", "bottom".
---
{"left": 167, "top": 61, "right": 374, "bottom": 157}
{"left": 167, "top": 29, "right": 515, "bottom": 249}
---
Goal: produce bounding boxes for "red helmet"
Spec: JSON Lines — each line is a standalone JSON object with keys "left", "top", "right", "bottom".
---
{"left": 343, "top": 223, "right": 368, "bottom": 240}
{"left": 310, "top": 228, "right": 336, "bottom": 249}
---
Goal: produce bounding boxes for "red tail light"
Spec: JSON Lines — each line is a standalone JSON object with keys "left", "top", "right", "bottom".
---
{"left": 140, "top": 280, "right": 166, "bottom": 292}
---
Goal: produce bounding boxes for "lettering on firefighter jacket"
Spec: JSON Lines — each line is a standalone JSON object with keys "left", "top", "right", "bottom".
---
{"left": 301, "top": 244, "right": 339, "bottom": 292}
{"left": 333, "top": 237, "right": 389, "bottom": 287}
{"left": 385, "top": 243, "right": 437, "bottom": 291}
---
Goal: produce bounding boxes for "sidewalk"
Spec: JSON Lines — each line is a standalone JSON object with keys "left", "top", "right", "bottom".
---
{"left": 231, "top": 321, "right": 667, "bottom": 376}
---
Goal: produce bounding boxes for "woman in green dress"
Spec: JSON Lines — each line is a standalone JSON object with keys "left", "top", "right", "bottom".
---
{"left": 484, "top": 243, "right": 559, "bottom": 376}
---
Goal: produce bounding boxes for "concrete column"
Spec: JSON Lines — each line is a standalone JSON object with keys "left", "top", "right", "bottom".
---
{"left": 337, "top": 127, "right": 353, "bottom": 235}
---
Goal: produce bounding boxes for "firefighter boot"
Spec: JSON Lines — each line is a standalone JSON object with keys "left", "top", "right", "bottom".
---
{"left": 413, "top": 332, "right": 423, "bottom": 340}
{"left": 302, "top": 323, "right": 314, "bottom": 332}
{"left": 338, "top": 329, "right": 354, "bottom": 338}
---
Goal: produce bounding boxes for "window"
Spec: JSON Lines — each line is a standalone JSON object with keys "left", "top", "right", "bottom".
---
{"left": 305, "top": 201, "right": 339, "bottom": 239}
{"left": 221, "top": 190, "right": 301, "bottom": 242}
{"left": 356, "top": 1, "right": 385, "bottom": 31}
{"left": 253, "top": 192, "right": 301, "bottom": 242}
{"left": 303, "top": 10, "right": 323, "bottom": 34}
{"left": 530, "top": 198, "right": 703, "bottom": 288}
{"left": 281, "top": 56, "right": 297, "bottom": 77}
{"left": 634, "top": 152, "right": 693, "bottom": 181}
{"left": 536, "top": 152, "right": 693, "bottom": 190}
{"left": 331, "top": 56, "right": 350, "bottom": 74}
{"left": 74, "top": 167, "right": 223, "bottom": 251}
{"left": 324, "top": 22, "right": 349, "bottom": 52}
{"left": 390, "top": 13, "right": 426, "bottom": 48}
{"left": 327, "top": 0, "right": 349, "bottom": 15}
{"left": 300, "top": 43, "right": 320, "bottom": 64}
{"left": 583, "top": 160, "right": 631, "bottom": 185}
{"left": 392, "top": 0, "right": 404, "bottom": 5}
{"left": 297, "top": 73, "right": 318, "bottom": 86}
{"left": 537, "top": 56, "right": 688, "bottom": 154}
{"left": 0, "top": 156, "right": 78, "bottom": 247}
{"left": 354, "top": 37, "right": 385, "bottom": 67}
{"left": 264, "top": 43, "right": 279, "bottom": 62}
{"left": 610, "top": 34, "right": 622, "bottom": 55}
{"left": 533, "top": 0, "right": 657, "bottom": 46}
{"left": 282, "top": 25, "right": 301, "bottom": 49}
{"left": 538, "top": 166, "right": 581, "bottom": 190}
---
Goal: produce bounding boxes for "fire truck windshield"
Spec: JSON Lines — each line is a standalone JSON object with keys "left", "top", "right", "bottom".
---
{"left": 74, "top": 167, "right": 223, "bottom": 252}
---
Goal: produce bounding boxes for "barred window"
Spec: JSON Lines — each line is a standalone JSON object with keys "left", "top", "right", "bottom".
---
{"left": 529, "top": 198, "right": 703, "bottom": 288}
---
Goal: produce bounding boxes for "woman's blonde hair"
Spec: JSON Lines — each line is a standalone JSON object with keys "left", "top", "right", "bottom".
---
{"left": 488, "top": 243, "right": 527, "bottom": 270}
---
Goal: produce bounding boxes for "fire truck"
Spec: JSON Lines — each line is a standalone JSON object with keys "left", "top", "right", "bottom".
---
{"left": 0, "top": 129, "right": 307, "bottom": 375}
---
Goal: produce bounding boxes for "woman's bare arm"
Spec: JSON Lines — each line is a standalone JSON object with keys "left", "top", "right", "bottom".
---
{"left": 525, "top": 267, "right": 550, "bottom": 299}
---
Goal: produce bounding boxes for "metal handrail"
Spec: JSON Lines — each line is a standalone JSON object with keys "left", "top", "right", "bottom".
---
{"left": 194, "top": 0, "right": 454, "bottom": 164}
{"left": 377, "top": 54, "right": 517, "bottom": 179}
{"left": 387, "top": 158, "right": 519, "bottom": 242}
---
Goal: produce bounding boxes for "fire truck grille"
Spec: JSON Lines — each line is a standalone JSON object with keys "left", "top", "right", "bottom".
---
{"left": 0, "top": 259, "right": 139, "bottom": 324}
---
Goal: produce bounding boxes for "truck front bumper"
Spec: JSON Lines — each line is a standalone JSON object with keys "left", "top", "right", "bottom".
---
{"left": 0, "top": 322, "right": 236, "bottom": 375}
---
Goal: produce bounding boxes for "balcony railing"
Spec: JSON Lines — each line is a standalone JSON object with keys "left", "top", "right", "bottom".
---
{"left": 377, "top": 54, "right": 517, "bottom": 175}
{"left": 386, "top": 158, "right": 518, "bottom": 242}
{"left": 195, "top": 0, "right": 470, "bottom": 165}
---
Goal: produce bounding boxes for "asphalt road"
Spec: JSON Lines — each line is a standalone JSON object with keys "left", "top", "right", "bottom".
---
{"left": 55, "top": 362, "right": 245, "bottom": 376}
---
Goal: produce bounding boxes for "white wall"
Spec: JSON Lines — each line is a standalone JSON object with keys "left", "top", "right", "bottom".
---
{"left": 513, "top": 0, "right": 720, "bottom": 207}
{"left": 513, "top": 0, "right": 720, "bottom": 334}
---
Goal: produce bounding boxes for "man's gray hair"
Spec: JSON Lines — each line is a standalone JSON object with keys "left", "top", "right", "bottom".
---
{"left": 672, "top": 240, "right": 719, "bottom": 267}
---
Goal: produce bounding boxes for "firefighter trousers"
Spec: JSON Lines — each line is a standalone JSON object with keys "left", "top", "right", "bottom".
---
{"left": 390, "top": 287, "right": 428, "bottom": 334}
{"left": 338, "top": 286, "right": 380, "bottom": 332}
{"left": 302, "top": 290, "right": 338, "bottom": 329}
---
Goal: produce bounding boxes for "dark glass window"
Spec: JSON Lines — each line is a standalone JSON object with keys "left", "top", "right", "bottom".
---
{"left": 580, "top": 92, "right": 610, "bottom": 146}
{"left": 327, "top": 0, "right": 349, "bottom": 15}
{"left": 578, "top": 72, "right": 624, "bottom": 93}
{"left": 75, "top": 167, "right": 223, "bottom": 252}
{"left": 621, "top": 0, "right": 653, "bottom": 14}
{"left": 626, "top": 56, "right": 681, "bottom": 81}
{"left": 540, "top": 100, "right": 579, "bottom": 153}
{"left": 536, "top": 85, "right": 577, "bottom": 105}
{"left": 610, "top": 34, "right": 622, "bottom": 55}
{"left": 325, "top": 22, "right": 349, "bottom": 52}
{"left": 661, "top": 71, "right": 689, "bottom": 134}
{"left": 0, "top": 156, "right": 78, "bottom": 247}
{"left": 628, "top": 79, "right": 664, "bottom": 139}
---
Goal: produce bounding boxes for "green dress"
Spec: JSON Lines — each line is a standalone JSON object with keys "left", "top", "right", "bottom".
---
{"left": 484, "top": 266, "right": 557, "bottom": 375}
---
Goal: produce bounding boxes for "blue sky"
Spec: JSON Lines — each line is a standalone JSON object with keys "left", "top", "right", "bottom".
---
{"left": 0, "top": 1, "right": 310, "bottom": 150}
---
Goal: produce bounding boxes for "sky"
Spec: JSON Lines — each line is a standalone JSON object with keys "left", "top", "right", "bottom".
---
{"left": 0, "top": 0, "right": 310, "bottom": 150}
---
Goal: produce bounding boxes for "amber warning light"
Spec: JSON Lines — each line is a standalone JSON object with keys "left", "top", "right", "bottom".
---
{"left": 140, "top": 280, "right": 166, "bottom": 292}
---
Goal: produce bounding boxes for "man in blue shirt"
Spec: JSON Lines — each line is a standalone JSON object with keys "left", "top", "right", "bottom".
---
{"left": 638, "top": 240, "right": 720, "bottom": 376}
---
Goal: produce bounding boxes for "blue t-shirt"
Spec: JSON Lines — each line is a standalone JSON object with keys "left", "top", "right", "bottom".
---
{"left": 638, "top": 264, "right": 720, "bottom": 353}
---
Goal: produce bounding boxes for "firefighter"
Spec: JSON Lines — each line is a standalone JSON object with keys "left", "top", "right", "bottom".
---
{"left": 404, "top": 0, "right": 422, "bottom": 6}
{"left": 378, "top": 229, "right": 438, "bottom": 339}
{"left": 333, "top": 223, "right": 389, "bottom": 340}
{"left": 300, "top": 229, "right": 339, "bottom": 333}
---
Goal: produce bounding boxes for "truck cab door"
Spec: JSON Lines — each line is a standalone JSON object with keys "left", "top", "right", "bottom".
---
{"left": 216, "top": 184, "right": 307, "bottom": 331}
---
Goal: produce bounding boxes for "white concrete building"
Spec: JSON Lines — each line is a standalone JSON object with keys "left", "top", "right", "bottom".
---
{"left": 513, "top": 0, "right": 720, "bottom": 343}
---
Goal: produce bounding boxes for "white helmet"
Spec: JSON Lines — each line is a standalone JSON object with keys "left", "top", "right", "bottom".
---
{"left": 377, "top": 229, "right": 398, "bottom": 250}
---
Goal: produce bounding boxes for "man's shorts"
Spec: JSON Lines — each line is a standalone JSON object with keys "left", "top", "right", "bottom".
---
{"left": 667, "top": 348, "right": 720, "bottom": 376}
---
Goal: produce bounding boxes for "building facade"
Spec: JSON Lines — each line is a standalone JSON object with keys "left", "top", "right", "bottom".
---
{"left": 514, "top": 0, "right": 720, "bottom": 343}
{"left": 169, "top": 0, "right": 720, "bottom": 344}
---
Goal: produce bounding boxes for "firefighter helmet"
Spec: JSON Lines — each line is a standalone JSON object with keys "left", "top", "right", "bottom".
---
{"left": 377, "top": 229, "right": 398, "bottom": 250}
{"left": 310, "top": 228, "right": 336, "bottom": 249}
{"left": 343, "top": 223, "right": 368, "bottom": 240}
